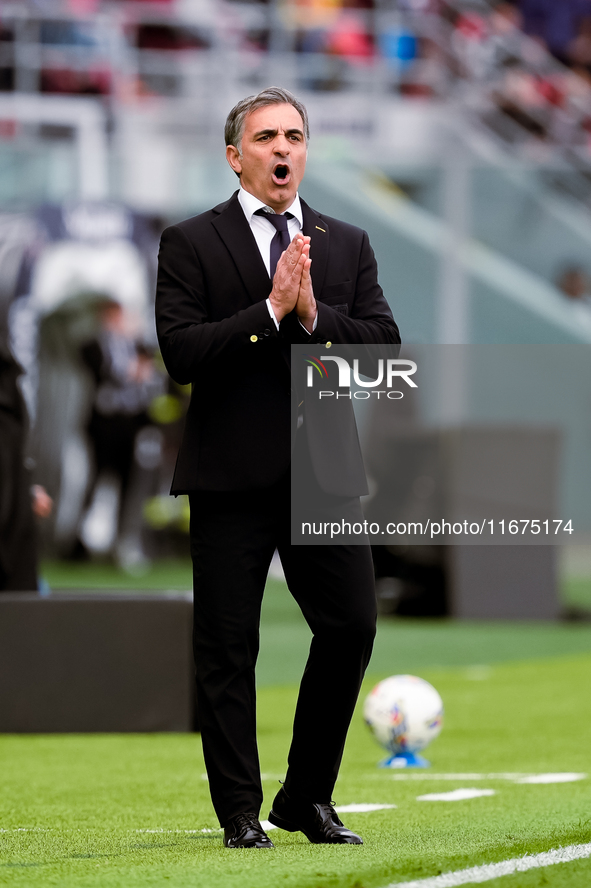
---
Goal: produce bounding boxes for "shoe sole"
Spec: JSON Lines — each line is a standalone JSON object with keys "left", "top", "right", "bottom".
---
{"left": 268, "top": 810, "right": 299, "bottom": 833}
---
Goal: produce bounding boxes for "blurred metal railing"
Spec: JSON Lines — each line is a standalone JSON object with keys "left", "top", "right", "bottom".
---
{"left": 1, "top": 0, "right": 591, "bottom": 205}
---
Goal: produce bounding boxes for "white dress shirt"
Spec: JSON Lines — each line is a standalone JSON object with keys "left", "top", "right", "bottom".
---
{"left": 237, "top": 186, "right": 317, "bottom": 332}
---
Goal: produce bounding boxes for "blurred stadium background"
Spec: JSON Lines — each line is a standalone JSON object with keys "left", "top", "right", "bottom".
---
{"left": 2, "top": 0, "right": 591, "bottom": 611}
{"left": 2, "top": 4, "right": 591, "bottom": 885}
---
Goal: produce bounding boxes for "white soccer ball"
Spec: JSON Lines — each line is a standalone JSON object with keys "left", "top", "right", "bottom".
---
{"left": 363, "top": 674, "right": 443, "bottom": 754}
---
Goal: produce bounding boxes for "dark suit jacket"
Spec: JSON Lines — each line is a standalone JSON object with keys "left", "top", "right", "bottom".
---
{"left": 155, "top": 191, "right": 400, "bottom": 494}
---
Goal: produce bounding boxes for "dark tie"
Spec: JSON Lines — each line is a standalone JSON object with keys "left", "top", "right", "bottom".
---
{"left": 255, "top": 209, "right": 293, "bottom": 279}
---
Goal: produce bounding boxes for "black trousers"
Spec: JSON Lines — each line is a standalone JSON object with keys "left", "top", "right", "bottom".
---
{"left": 189, "top": 475, "right": 376, "bottom": 826}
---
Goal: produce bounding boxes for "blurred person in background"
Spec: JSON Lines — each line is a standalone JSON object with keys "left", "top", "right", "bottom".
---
{"left": 566, "top": 14, "right": 591, "bottom": 77}
{"left": 325, "top": 10, "right": 374, "bottom": 63}
{"left": 451, "top": 2, "right": 524, "bottom": 81}
{"left": 519, "top": 0, "right": 591, "bottom": 66}
{"left": 488, "top": 2, "right": 524, "bottom": 67}
{"left": 556, "top": 264, "right": 591, "bottom": 304}
{"left": 0, "top": 273, "right": 52, "bottom": 593}
{"left": 79, "top": 299, "right": 161, "bottom": 560}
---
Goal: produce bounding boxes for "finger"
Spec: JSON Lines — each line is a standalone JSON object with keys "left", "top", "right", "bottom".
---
{"left": 291, "top": 260, "right": 305, "bottom": 279}
{"left": 281, "top": 239, "right": 299, "bottom": 261}
{"left": 290, "top": 257, "right": 305, "bottom": 280}
{"left": 286, "top": 241, "right": 304, "bottom": 264}
{"left": 299, "top": 267, "right": 311, "bottom": 289}
{"left": 278, "top": 247, "right": 299, "bottom": 273}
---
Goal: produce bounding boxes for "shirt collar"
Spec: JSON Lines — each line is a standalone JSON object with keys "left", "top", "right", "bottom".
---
{"left": 238, "top": 186, "right": 303, "bottom": 227}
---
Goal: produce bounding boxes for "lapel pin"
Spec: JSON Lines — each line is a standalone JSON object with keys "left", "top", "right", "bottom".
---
{"left": 315, "top": 226, "right": 326, "bottom": 233}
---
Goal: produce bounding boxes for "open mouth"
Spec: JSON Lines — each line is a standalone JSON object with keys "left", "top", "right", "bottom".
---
{"left": 272, "top": 164, "right": 290, "bottom": 185}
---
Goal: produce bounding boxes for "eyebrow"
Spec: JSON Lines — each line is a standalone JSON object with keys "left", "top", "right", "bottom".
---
{"left": 252, "top": 128, "right": 304, "bottom": 139}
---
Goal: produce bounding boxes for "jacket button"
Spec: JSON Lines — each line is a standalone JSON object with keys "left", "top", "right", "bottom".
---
{"left": 258, "top": 334, "right": 264, "bottom": 340}
{"left": 325, "top": 341, "right": 332, "bottom": 348}
{"left": 250, "top": 335, "right": 258, "bottom": 342}
{"left": 263, "top": 328, "right": 271, "bottom": 336}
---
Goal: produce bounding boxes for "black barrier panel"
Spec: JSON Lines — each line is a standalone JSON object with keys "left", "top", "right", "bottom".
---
{"left": 0, "top": 594, "right": 195, "bottom": 733}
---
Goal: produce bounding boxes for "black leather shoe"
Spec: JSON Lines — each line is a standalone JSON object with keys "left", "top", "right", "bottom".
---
{"left": 268, "top": 788, "right": 363, "bottom": 844}
{"left": 223, "top": 813, "right": 275, "bottom": 849}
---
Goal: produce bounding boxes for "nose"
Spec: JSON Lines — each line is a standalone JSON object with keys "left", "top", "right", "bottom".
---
{"left": 274, "top": 134, "right": 291, "bottom": 155}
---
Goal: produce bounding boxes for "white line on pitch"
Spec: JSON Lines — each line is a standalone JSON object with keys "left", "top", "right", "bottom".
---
{"left": 0, "top": 804, "right": 399, "bottom": 836}
{"left": 201, "top": 773, "right": 285, "bottom": 781}
{"left": 136, "top": 828, "right": 222, "bottom": 834}
{"left": 386, "top": 772, "right": 586, "bottom": 783}
{"left": 382, "top": 843, "right": 591, "bottom": 888}
{"left": 0, "top": 828, "right": 52, "bottom": 833}
{"left": 417, "top": 789, "right": 496, "bottom": 802}
{"left": 515, "top": 773, "right": 586, "bottom": 784}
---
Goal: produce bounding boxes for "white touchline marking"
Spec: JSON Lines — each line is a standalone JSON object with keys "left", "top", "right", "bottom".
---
{"left": 417, "top": 789, "right": 496, "bottom": 802}
{"left": 137, "top": 828, "right": 222, "bottom": 834}
{"left": 387, "top": 772, "right": 587, "bottom": 783}
{"left": 515, "top": 773, "right": 587, "bottom": 784}
{"left": 5, "top": 825, "right": 212, "bottom": 835}
{"left": 0, "top": 828, "right": 51, "bottom": 833}
{"left": 381, "top": 842, "right": 591, "bottom": 888}
{"left": 2, "top": 808, "right": 396, "bottom": 837}
{"left": 201, "top": 773, "right": 285, "bottom": 782}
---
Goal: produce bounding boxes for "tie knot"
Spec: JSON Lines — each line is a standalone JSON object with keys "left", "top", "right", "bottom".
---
{"left": 255, "top": 208, "right": 293, "bottom": 232}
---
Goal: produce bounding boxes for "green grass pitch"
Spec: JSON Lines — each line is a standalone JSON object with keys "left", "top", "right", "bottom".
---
{"left": 2, "top": 576, "right": 591, "bottom": 887}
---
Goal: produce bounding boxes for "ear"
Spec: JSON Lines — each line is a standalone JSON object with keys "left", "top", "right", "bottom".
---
{"left": 226, "top": 144, "right": 242, "bottom": 177}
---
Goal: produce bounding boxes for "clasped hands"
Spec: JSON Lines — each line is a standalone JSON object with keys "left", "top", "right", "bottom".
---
{"left": 269, "top": 234, "right": 317, "bottom": 334}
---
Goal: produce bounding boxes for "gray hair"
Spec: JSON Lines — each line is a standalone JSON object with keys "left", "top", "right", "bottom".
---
{"left": 225, "top": 87, "right": 310, "bottom": 155}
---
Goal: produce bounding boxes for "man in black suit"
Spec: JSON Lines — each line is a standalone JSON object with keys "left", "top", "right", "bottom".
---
{"left": 156, "top": 87, "right": 400, "bottom": 849}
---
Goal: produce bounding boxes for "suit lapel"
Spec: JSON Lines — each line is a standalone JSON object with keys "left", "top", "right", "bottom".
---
{"left": 301, "top": 199, "right": 329, "bottom": 298}
{"left": 211, "top": 192, "right": 271, "bottom": 304}
{"left": 211, "top": 193, "right": 329, "bottom": 306}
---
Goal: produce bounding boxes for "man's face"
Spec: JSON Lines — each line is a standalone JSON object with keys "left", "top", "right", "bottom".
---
{"left": 226, "top": 103, "right": 307, "bottom": 213}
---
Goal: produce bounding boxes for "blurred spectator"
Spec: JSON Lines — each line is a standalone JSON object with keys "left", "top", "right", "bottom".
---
{"left": 41, "top": 68, "right": 111, "bottom": 96}
{"left": 451, "top": 2, "right": 523, "bottom": 82}
{"left": 326, "top": 11, "right": 374, "bottom": 63}
{"left": 135, "top": 24, "right": 209, "bottom": 51}
{"left": 380, "top": 27, "right": 418, "bottom": 72}
{"left": 488, "top": 2, "right": 524, "bottom": 68}
{"left": 79, "top": 300, "right": 161, "bottom": 559}
{"left": 68, "top": 0, "right": 100, "bottom": 12}
{"left": 0, "top": 301, "right": 52, "bottom": 592}
{"left": 0, "top": 211, "right": 54, "bottom": 592}
{"left": 39, "top": 17, "right": 112, "bottom": 96}
{"left": 568, "top": 15, "right": 591, "bottom": 76}
{"left": 520, "top": 0, "right": 591, "bottom": 67}
{"left": 556, "top": 264, "right": 591, "bottom": 303}
{"left": 0, "top": 354, "right": 39, "bottom": 591}
{"left": 286, "top": 0, "right": 344, "bottom": 31}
